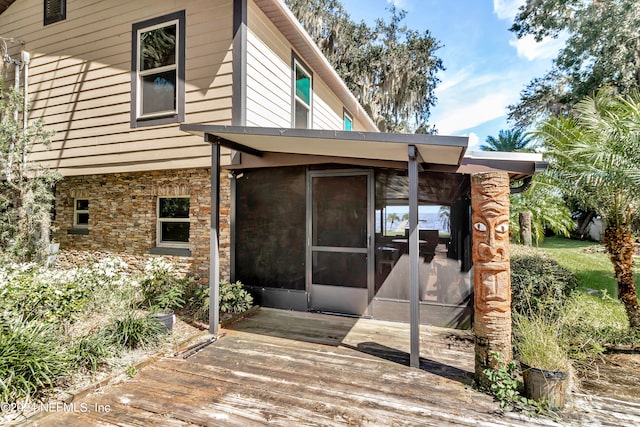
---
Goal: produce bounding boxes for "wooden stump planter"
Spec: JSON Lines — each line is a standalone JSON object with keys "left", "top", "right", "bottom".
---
{"left": 521, "top": 362, "right": 568, "bottom": 409}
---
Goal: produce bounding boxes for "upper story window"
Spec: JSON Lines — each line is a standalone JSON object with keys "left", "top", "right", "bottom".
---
{"left": 292, "top": 56, "right": 312, "bottom": 129}
{"left": 157, "top": 196, "right": 190, "bottom": 248}
{"left": 73, "top": 199, "right": 89, "bottom": 228}
{"left": 131, "top": 11, "right": 185, "bottom": 128}
{"left": 343, "top": 110, "right": 353, "bottom": 131}
{"left": 44, "top": 0, "right": 66, "bottom": 25}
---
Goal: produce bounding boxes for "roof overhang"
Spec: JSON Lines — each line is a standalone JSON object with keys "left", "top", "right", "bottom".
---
{"left": 459, "top": 151, "right": 547, "bottom": 179}
{"left": 181, "top": 124, "right": 469, "bottom": 166}
{"left": 0, "top": 0, "right": 15, "bottom": 15}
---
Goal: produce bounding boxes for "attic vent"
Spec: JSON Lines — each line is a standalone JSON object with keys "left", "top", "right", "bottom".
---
{"left": 44, "top": 0, "right": 66, "bottom": 25}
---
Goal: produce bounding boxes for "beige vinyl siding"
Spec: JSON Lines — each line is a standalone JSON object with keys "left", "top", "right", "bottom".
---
{"left": 352, "top": 115, "right": 372, "bottom": 132}
{"left": 313, "top": 79, "right": 343, "bottom": 130}
{"left": 246, "top": 0, "right": 348, "bottom": 131}
{"left": 246, "top": 1, "right": 291, "bottom": 127}
{"left": 0, "top": 0, "right": 234, "bottom": 176}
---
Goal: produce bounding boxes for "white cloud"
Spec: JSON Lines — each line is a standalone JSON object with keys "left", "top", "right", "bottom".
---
{"left": 434, "top": 92, "right": 512, "bottom": 135}
{"left": 466, "top": 132, "right": 481, "bottom": 151}
{"left": 431, "top": 69, "right": 520, "bottom": 135}
{"left": 493, "top": 0, "right": 525, "bottom": 20}
{"left": 509, "top": 33, "right": 566, "bottom": 61}
{"left": 387, "top": 0, "right": 407, "bottom": 8}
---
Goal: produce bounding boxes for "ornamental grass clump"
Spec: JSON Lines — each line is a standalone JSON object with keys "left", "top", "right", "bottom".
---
{"left": 0, "top": 318, "right": 70, "bottom": 403}
{"left": 513, "top": 313, "right": 570, "bottom": 373}
{"left": 103, "top": 310, "right": 165, "bottom": 350}
{"left": 68, "top": 334, "right": 117, "bottom": 373}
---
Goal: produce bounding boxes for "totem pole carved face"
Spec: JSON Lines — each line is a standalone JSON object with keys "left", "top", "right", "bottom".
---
{"left": 471, "top": 174, "right": 511, "bottom": 313}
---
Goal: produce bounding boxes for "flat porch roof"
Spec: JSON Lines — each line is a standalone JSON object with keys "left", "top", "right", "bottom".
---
{"left": 180, "top": 124, "right": 470, "bottom": 166}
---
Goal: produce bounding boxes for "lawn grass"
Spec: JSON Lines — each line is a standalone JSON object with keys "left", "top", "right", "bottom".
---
{"left": 537, "top": 236, "right": 640, "bottom": 297}
{"left": 525, "top": 237, "right": 640, "bottom": 367}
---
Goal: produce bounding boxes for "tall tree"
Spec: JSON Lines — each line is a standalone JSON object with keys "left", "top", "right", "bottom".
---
{"left": 480, "top": 129, "right": 532, "bottom": 152}
{"left": 509, "top": 176, "right": 574, "bottom": 245}
{"left": 480, "top": 129, "right": 571, "bottom": 246}
{"left": 285, "top": 0, "right": 443, "bottom": 133}
{"left": 534, "top": 88, "right": 640, "bottom": 329}
{"left": 508, "top": 0, "right": 640, "bottom": 127}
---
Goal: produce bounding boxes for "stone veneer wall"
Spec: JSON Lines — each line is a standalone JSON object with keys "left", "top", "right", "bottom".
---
{"left": 52, "top": 168, "right": 230, "bottom": 282}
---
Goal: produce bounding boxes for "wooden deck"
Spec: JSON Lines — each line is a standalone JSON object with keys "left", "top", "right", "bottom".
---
{"left": 30, "top": 308, "right": 640, "bottom": 426}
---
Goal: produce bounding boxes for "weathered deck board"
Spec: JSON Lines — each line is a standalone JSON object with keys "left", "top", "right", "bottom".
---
{"left": 30, "top": 308, "right": 640, "bottom": 426}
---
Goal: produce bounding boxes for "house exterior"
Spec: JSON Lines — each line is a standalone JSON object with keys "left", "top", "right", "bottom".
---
{"left": 0, "top": 0, "right": 544, "bottom": 332}
{"left": 0, "top": 0, "right": 374, "bottom": 275}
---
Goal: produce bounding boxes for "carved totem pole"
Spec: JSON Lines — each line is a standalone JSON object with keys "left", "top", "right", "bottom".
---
{"left": 471, "top": 172, "right": 512, "bottom": 387}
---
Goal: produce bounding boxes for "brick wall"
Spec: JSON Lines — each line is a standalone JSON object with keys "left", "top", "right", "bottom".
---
{"left": 52, "top": 168, "right": 230, "bottom": 282}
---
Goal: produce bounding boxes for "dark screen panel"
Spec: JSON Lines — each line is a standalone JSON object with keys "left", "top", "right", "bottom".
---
{"left": 236, "top": 167, "right": 306, "bottom": 290}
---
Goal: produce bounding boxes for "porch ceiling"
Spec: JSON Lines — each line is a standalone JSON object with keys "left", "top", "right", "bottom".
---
{"left": 180, "top": 124, "right": 469, "bottom": 166}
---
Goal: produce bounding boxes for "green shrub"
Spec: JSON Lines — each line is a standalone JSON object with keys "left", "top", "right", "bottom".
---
{"left": 139, "top": 258, "right": 189, "bottom": 311}
{"left": 103, "top": 311, "right": 164, "bottom": 350}
{"left": 186, "top": 284, "right": 210, "bottom": 322}
{"left": 220, "top": 280, "right": 253, "bottom": 314}
{"left": 186, "top": 280, "right": 254, "bottom": 321}
{"left": 481, "top": 352, "right": 544, "bottom": 415}
{"left": 511, "top": 245, "right": 578, "bottom": 319}
{"left": 0, "top": 318, "right": 70, "bottom": 402}
{"left": 0, "top": 266, "right": 90, "bottom": 323}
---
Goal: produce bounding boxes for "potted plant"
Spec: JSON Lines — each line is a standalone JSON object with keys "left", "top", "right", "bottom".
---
{"left": 140, "top": 258, "right": 188, "bottom": 332}
{"left": 150, "top": 286, "right": 185, "bottom": 331}
{"left": 514, "top": 313, "right": 571, "bottom": 410}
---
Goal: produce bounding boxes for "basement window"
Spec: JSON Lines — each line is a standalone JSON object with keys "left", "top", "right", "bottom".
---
{"left": 157, "top": 196, "right": 190, "bottom": 248}
{"left": 73, "top": 199, "right": 89, "bottom": 228}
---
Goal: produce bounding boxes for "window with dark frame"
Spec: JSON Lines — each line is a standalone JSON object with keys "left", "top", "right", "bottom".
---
{"left": 293, "top": 58, "right": 312, "bottom": 129}
{"left": 131, "top": 11, "right": 185, "bottom": 128}
{"left": 44, "top": 0, "right": 66, "bottom": 25}
{"left": 157, "top": 197, "right": 190, "bottom": 247}
{"left": 73, "top": 199, "right": 89, "bottom": 228}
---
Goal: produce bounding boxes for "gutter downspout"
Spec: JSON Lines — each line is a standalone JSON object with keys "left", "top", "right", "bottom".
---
{"left": 6, "top": 59, "right": 20, "bottom": 182}
{"left": 21, "top": 51, "right": 30, "bottom": 165}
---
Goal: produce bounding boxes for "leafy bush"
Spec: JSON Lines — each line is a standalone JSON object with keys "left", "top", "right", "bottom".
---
{"left": 0, "top": 265, "right": 90, "bottom": 323}
{"left": 0, "top": 318, "right": 70, "bottom": 402}
{"left": 220, "top": 280, "right": 253, "bottom": 314}
{"left": 139, "top": 258, "right": 189, "bottom": 311}
{"left": 511, "top": 245, "right": 578, "bottom": 319}
{"left": 186, "top": 284, "right": 210, "bottom": 322}
{"left": 482, "top": 352, "right": 544, "bottom": 415}
{"left": 186, "top": 280, "right": 254, "bottom": 321}
{"left": 103, "top": 311, "right": 165, "bottom": 350}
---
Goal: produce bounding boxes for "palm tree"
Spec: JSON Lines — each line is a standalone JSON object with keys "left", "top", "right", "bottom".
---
{"left": 509, "top": 175, "right": 574, "bottom": 245}
{"left": 535, "top": 88, "right": 640, "bottom": 329}
{"left": 386, "top": 212, "right": 400, "bottom": 227}
{"left": 438, "top": 206, "right": 450, "bottom": 232}
{"left": 480, "top": 129, "right": 532, "bottom": 152}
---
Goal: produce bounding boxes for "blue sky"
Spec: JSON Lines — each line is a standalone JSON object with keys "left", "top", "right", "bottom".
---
{"left": 338, "top": 0, "right": 565, "bottom": 150}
